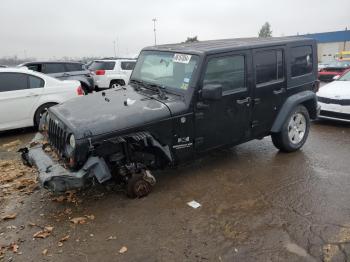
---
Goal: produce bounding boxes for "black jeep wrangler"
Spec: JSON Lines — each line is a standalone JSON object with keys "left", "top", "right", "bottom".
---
{"left": 21, "top": 37, "right": 319, "bottom": 198}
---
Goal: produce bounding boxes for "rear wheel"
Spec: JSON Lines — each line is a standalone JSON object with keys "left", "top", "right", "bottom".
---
{"left": 109, "top": 80, "right": 125, "bottom": 89}
{"left": 271, "top": 105, "right": 310, "bottom": 152}
{"left": 34, "top": 103, "right": 57, "bottom": 128}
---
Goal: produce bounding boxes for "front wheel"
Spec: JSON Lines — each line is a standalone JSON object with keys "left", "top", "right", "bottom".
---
{"left": 126, "top": 170, "right": 156, "bottom": 198}
{"left": 271, "top": 105, "right": 310, "bottom": 152}
{"left": 34, "top": 103, "right": 57, "bottom": 128}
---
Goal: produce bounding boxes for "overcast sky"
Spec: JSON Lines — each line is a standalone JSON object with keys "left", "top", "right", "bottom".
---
{"left": 1, "top": 0, "right": 349, "bottom": 59}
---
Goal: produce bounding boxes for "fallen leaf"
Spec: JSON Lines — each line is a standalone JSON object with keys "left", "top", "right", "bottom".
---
{"left": 33, "top": 226, "right": 54, "bottom": 239}
{"left": 60, "top": 235, "right": 70, "bottom": 242}
{"left": 119, "top": 246, "right": 128, "bottom": 254}
{"left": 2, "top": 140, "right": 21, "bottom": 149}
{"left": 9, "top": 243, "right": 19, "bottom": 253}
{"left": 42, "top": 249, "right": 48, "bottom": 256}
{"left": 70, "top": 217, "right": 87, "bottom": 225}
{"left": 86, "top": 214, "right": 95, "bottom": 220}
{"left": 107, "top": 236, "right": 117, "bottom": 240}
{"left": 2, "top": 213, "right": 17, "bottom": 220}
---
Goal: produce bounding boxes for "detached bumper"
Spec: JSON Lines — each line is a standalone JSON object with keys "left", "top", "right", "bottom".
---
{"left": 21, "top": 133, "right": 112, "bottom": 193}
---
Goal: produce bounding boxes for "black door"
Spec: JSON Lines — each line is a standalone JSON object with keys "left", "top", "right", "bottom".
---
{"left": 251, "top": 48, "right": 287, "bottom": 137}
{"left": 194, "top": 51, "right": 253, "bottom": 152}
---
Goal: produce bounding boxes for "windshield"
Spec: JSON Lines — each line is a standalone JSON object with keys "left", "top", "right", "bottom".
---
{"left": 131, "top": 51, "right": 199, "bottom": 90}
{"left": 88, "top": 61, "right": 115, "bottom": 70}
{"left": 327, "top": 61, "right": 350, "bottom": 68}
{"left": 338, "top": 70, "right": 350, "bottom": 81}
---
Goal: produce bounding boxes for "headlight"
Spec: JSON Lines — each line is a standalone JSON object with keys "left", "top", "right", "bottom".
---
{"left": 69, "top": 134, "right": 76, "bottom": 149}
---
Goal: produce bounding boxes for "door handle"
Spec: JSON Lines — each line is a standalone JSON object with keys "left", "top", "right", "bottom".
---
{"left": 273, "top": 88, "right": 286, "bottom": 95}
{"left": 236, "top": 97, "right": 251, "bottom": 106}
{"left": 26, "top": 93, "right": 39, "bottom": 97}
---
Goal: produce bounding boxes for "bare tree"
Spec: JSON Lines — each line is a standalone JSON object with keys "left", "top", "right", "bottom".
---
{"left": 184, "top": 36, "right": 199, "bottom": 43}
{"left": 258, "top": 22, "right": 272, "bottom": 38}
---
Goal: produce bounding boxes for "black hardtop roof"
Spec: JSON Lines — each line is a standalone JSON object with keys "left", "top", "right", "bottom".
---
{"left": 143, "top": 36, "right": 314, "bottom": 55}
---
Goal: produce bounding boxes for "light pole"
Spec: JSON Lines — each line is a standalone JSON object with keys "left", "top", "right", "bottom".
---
{"left": 152, "top": 18, "right": 157, "bottom": 46}
{"left": 113, "top": 40, "right": 117, "bottom": 57}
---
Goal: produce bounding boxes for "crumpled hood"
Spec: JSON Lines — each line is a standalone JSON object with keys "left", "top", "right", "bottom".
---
{"left": 49, "top": 87, "right": 175, "bottom": 139}
{"left": 318, "top": 81, "right": 350, "bottom": 99}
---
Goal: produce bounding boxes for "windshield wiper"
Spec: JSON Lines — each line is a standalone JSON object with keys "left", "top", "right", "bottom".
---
{"left": 146, "top": 83, "right": 168, "bottom": 100}
{"left": 129, "top": 79, "right": 146, "bottom": 91}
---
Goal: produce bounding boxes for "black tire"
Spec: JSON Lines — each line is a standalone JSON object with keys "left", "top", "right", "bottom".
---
{"left": 271, "top": 105, "right": 310, "bottom": 152}
{"left": 126, "top": 173, "right": 153, "bottom": 198}
{"left": 34, "top": 103, "right": 56, "bottom": 128}
{"left": 109, "top": 80, "right": 125, "bottom": 89}
{"left": 80, "top": 83, "right": 90, "bottom": 94}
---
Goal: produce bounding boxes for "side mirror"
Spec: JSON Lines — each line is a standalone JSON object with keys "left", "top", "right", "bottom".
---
{"left": 333, "top": 75, "right": 340, "bottom": 80}
{"left": 201, "top": 84, "right": 222, "bottom": 100}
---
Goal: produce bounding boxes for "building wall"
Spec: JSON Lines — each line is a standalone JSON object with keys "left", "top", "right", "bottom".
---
{"left": 317, "top": 42, "right": 350, "bottom": 63}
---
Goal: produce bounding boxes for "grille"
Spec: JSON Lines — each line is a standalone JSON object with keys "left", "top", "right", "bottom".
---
{"left": 318, "top": 96, "right": 350, "bottom": 106}
{"left": 320, "top": 110, "right": 350, "bottom": 121}
{"left": 48, "top": 118, "right": 67, "bottom": 155}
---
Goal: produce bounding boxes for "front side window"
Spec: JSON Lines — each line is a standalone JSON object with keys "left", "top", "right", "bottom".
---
{"left": 121, "top": 61, "right": 136, "bottom": 70}
{"left": 203, "top": 55, "right": 245, "bottom": 92}
{"left": 132, "top": 51, "right": 199, "bottom": 90}
{"left": 291, "top": 46, "right": 313, "bottom": 77}
{"left": 256, "top": 50, "right": 284, "bottom": 85}
{"left": 43, "top": 63, "right": 66, "bottom": 74}
{"left": 0, "top": 73, "right": 28, "bottom": 92}
{"left": 29, "top": 75, "right": 45, "bottom": 88}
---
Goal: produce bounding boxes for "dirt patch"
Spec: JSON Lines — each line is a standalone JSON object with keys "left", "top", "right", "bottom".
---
{"left": 0, "top": 159, "right": 38, "bottom": 199}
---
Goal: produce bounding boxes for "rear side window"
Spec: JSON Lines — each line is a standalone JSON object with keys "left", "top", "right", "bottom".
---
{"left": 43, "top": 63, "right": 66, "bottom": 74}
{"left": 291, "top": 46, "right": 313, "bottom": 77}
{"left": 89, "top": 61, "right": 115, "bottom": 70}
{"left": 203, "top": 55, "right": 245, "bottom": 93}
{"left": 255, "top": 50, "right": 284, "bottom": 85}
{"left": 0, "top": 73, "right": 28, "bottom": 92}
{"left": 29, "top": 75, "right": 44, "bottom": 89}
{"left": 121, "top": 61, "right": 136, "bottom": 70}
{"left": 65, "top": 63, "right": 83, "bottom": 72}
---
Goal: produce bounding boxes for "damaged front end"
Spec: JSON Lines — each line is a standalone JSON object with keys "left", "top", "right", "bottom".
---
{"left": 20, "top": 111, "right": 165, "bottom": 197}
{"left": 20, "top": 132, "right": 112, "bottom": 193}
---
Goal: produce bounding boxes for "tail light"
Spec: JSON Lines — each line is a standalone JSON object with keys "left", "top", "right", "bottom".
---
{"left": 95, "top": 70, "right": 105, "bottom": 75}
{"left": 77, "top": 86, "right": 84, "bottom": 96}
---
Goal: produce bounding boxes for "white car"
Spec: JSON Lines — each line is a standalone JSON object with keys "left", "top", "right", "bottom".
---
{"left": 0, "top": 68, "right": 84, "bottom": 131}
{"left": 88, "top": 59, "right": 136, "bottom": 90}
{"left": 317, "top": 69, "right": 350, "bottom": 122}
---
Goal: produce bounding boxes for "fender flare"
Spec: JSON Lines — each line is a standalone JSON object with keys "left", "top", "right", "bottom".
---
{"left": 271, "top": 90, "right": 317, "bottom": 133}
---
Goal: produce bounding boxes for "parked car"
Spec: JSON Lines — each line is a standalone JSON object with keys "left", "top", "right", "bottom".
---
{"left": 317, "top": 69, "right": 350, "bottom": 122}
{"left": 318, "top": 62, "right": 329, "bottom": 71}
{"left": 88, "top": 59, "right": 136, "bottom": 90}
{"left": 22, "top": 37, "right": 318, "bottom": 198}
{"left": 18, "top": 61, "right": 94, "bottom": 93}
{"left": 0, "top": 68, "right": 84, "bottom": 131}
{"left": 318, "top": 60, "right": 350, "bottom": 82}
